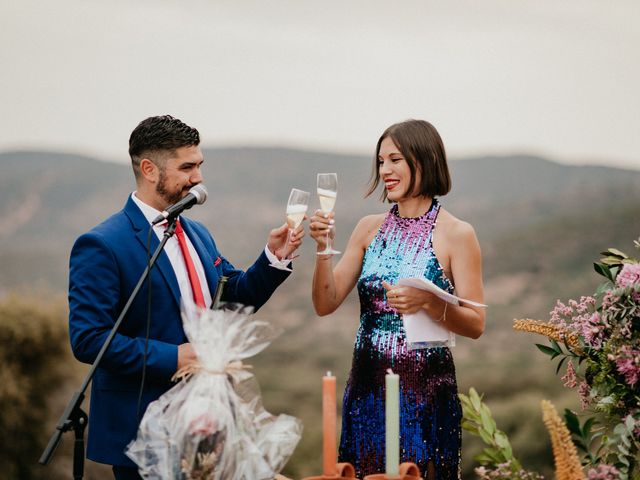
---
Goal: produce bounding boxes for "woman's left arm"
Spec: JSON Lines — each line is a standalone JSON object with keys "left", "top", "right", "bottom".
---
{"left": 441, "top": 221, "right": 485, "bottom": 339}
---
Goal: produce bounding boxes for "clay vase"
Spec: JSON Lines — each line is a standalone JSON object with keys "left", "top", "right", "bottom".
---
{"left": 302, "top": 462, "right": 359, "bottom": 480}
{"left": 362, "top": 462, "right": 423, "bottom": 480}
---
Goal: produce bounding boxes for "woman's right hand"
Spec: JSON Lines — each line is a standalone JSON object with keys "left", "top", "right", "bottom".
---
{"left": 309, "top": 209, "right": 335, "bottom": 252}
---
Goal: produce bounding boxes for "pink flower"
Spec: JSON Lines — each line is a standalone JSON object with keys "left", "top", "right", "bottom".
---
{"left": 474, "top": 468, "right": 488, "bottom": 479}
{"left": 578, "top": 381, "right": 591, "bottom": 410}
{"left": 616, "top": 263, "right": 640, "bottom": 289}
{"left": 600, "top": 290, "right": 611, "bottom": 305}
{"left": 561, "top": 360, "right": 577, "bottom": 388}
{"left": 580, "top": 312, "right": 605, "bottom": 349}
{"left": 550, "top": 300, "right": 568, "bottom": 326}
{"left": 549, "top": 296, "right": 602, "bottom": 347}
{"left": 188, "top": 413, "right": 218, "bottom": 436}
{"left": 587, "top": 464, "right": 620, "bottom": 479}
{"left": 615, "top": 346, "right": 640, "bottom": 387}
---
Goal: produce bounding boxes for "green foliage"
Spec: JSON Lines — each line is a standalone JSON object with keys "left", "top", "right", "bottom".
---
{"left": 534, "top": 339, "right": 584, "bottom": 376}
{"left": 599, "top": 246, "right": 638, "bottom": 267}
{"left": 563, "top": 409, "right": 603, "bottom": 464}
{"left": 0, "top": 294, "right": 72, "bottom": 480}
{"left": 513, "top": 240, "right": 640, "bottom": 479}
{"left": 459, "top": 388, "right": 521, "bottom": 470}
{"left": 598, "top": 415, "right": 640, "bottom": 480}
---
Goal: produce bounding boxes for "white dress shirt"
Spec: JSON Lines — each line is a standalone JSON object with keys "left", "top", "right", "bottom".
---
{"left": 132, "top": 192, "right": 213, "bottom": 307}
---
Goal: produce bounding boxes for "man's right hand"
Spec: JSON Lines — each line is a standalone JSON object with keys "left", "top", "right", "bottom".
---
{"left": 267, "top": 222, "right": 305, "bottom": 260}
{"left": 177, "top": 343, "right": 197, "bottom": 371}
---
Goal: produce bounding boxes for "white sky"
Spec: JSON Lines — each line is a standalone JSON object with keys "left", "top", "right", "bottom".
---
{"left": 1, "top": 0, "right": 639, "bottom": 169}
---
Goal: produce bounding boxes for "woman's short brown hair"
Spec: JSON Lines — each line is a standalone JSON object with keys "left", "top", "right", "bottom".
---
{"left": 367, "top": 119, "right": 451, "bottom": 201}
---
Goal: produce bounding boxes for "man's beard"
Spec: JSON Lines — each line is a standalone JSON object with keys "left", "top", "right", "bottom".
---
{"left": 156, "top": 169, "right": 188, "bottom": 206}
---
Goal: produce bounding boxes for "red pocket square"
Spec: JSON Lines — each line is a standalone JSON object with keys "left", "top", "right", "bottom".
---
{"left": 214, "top": 256, "right": 221, "bottom": 267}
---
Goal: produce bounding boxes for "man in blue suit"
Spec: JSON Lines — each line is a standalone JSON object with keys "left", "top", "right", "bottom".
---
{"left": 68, "top": 115, "right": 304, "bottom": 479}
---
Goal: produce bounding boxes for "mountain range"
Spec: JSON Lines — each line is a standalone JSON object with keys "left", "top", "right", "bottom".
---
{"left": 1, "top": 148, "right": 638, "bottom": 292}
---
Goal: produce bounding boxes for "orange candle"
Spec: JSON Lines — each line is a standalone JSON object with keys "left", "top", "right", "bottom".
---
{"left": 322, "top": 371, "right": 337, "bottom": 476}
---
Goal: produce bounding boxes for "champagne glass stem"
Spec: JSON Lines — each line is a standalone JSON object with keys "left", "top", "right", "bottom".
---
{"left": 325, "top": 227, "right": 331, "bottom": 252}
{"left": 283, "top": 228, "right": 291, "bottom": 259}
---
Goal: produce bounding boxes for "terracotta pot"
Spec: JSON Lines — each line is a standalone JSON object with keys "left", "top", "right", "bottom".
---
{"left": 302, "top": 462, "right": 359, "bottom": 479}
{"left": 362, "top": 462, "right": 422, "bottom": 480}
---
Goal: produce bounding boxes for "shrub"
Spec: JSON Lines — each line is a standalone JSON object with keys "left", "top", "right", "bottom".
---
{"left": 0, "top": 293, "right": 72, "bottom": 480}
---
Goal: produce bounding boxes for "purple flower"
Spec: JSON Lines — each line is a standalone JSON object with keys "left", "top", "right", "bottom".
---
{"left": 580, "top": 312, "right": 605, "bottom": 349}
{"left": 616, "top": 263, "right": 640, "bottom": 289}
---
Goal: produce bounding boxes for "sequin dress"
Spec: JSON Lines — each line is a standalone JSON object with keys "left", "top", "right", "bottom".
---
{"left": 339, "top": 200, "right": 461, "bottom": 479}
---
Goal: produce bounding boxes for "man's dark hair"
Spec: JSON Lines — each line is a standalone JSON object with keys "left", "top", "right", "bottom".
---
{"left": 129, "top": 115, "right": 200, "bottom": 179}
{"left": 367, "top": 119, "right": 451, "bottom": 201}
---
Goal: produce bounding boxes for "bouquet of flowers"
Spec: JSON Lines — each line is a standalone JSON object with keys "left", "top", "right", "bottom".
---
{"left": 126, "top": 302, "right": 302, "bottom": 479}
{"left": 514, "top": 239, "right": 640, "bottom": 479}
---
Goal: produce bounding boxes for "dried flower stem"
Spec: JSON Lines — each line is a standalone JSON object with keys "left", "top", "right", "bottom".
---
{"left": 541, "top": 400, "right": 585, "bottom": 480}
{"left": 513, "top": 319, "right": 583, "bottom": 354}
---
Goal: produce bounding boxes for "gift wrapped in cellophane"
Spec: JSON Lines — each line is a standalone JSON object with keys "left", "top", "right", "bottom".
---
{"left": 126, "top": 302, "right": 302, "bottom": 479}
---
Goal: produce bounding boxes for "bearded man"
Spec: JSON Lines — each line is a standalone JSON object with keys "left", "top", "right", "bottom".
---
{"left": 68, "top": 115, "right": 303, "bottom": 479}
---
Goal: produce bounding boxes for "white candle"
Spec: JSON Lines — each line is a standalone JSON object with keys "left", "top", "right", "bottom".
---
{"left": 385, "top": 368, "right": 399, "bottom": 476}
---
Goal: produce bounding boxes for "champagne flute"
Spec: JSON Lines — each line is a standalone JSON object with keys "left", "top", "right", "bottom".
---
{"left": 316, "top": 173, "right": 341, "bottom": 255}
{"left": 271, "top": 188, "right": 309, "bottom": 271}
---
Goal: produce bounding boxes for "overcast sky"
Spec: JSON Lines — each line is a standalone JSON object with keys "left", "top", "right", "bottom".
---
{"left": 1, "top": 0, "right": 639, "bottom": 169}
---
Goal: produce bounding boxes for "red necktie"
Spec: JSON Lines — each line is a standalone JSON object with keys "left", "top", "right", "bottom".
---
{"left": 174, "top": 219, "right": 207, "bottom": 308}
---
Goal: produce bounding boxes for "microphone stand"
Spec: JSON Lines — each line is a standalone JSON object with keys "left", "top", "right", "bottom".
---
{"left": 39, "top": 219, "right": 179, "bottom": 479}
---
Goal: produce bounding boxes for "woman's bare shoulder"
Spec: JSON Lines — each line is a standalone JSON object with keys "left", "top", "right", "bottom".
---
{"left": 357, "top": 213, "right": 386, "bottom": 228}
{"left": 437, "top": 208, "right": 478, "bottom": 245}
{"left": 352, "top": 213, "right": 386, "bottom": 244}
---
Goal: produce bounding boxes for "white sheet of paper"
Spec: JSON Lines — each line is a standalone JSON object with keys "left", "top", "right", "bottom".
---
{"left": 403, "top": 310, "right": 453, "bottom": 346}
{"left": 397, "top": 277, "right": 487, "bottom": 348}
{"left": 397, "top": 277, "right": 488, "bottom": 308}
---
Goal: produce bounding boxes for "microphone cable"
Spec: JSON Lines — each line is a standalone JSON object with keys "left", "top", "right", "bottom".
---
{"left": 136, "top": 224, "right": 155, "bottom": 421}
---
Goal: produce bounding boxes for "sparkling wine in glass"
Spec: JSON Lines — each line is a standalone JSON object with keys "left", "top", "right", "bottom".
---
{"left": 317, "top": 173, "right": 341, "bottom": 255}
{"left": 272, "top": 188, "right": 309, "bottom": 271}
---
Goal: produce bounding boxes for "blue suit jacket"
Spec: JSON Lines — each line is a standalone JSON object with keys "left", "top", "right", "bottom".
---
{"left": 68, "top": 196, "right": 289, "bottom": 466}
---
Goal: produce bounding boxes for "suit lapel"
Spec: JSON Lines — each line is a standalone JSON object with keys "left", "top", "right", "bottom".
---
{"left": 124, "top": 197, "right": 182, "bottom": 309}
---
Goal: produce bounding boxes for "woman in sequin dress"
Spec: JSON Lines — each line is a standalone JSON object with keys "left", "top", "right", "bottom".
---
{"left": 309, "top": 120, "right": 485, "bottom": 479}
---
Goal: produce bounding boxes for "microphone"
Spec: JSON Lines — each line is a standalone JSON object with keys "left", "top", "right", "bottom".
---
{"left": 152, "top": 184, "right": 208, "bottom": 225}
